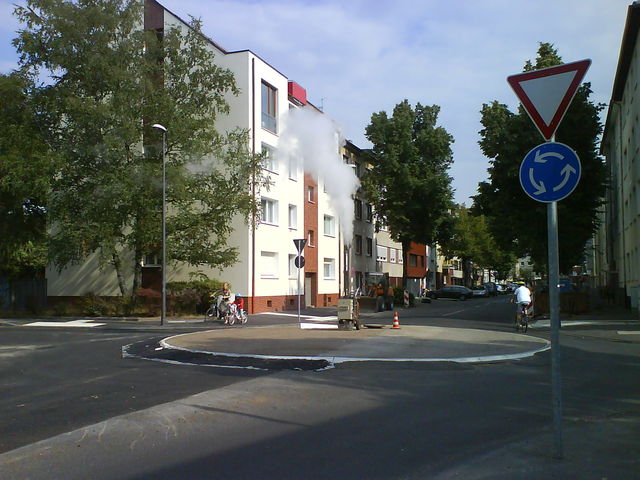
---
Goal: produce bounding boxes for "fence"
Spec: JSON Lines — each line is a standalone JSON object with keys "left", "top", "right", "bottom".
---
{"left": 0, "top": 278, "right": 47, "bottom": 311}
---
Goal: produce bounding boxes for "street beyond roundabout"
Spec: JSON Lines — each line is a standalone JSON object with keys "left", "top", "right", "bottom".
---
{"left": 153, "top": 320, "right": 551, "bottom": 370}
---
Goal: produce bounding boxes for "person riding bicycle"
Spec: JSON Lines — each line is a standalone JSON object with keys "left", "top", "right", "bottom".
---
{"left": 217, "top": 283, "right": 235, "bottom": 322}
{"left": 511, "top": 281, "right": 532, "bottom": 327}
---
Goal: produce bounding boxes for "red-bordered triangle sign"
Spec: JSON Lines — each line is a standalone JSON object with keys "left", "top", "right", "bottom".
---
{"left": 507, "top": 59, "right": 591, "bottom": 141}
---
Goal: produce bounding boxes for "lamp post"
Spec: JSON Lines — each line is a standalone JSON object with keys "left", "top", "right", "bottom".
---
{"left": 152, "top": 124, "right": 167, "bottom": 326}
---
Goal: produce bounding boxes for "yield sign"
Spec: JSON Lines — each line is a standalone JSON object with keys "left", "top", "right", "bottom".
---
{"left": 507, "top": 59, "right": 591, "bottom": 140}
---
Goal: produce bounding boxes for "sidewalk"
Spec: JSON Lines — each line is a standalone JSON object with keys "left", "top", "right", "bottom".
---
{"left": 433, "top": 411, "right": 640, "bottom": 480}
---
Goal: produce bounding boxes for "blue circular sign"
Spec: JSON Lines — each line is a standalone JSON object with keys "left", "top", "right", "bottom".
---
{"left": 519, "top": 142, "right": 581, "bottom": 203}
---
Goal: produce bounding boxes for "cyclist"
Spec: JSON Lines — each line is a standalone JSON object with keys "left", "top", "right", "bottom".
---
{"left": 217, "top": 283, "right": 235, "bottom": 324}
{"left": 511, "top": 281, "right": 532, "bottom": 328}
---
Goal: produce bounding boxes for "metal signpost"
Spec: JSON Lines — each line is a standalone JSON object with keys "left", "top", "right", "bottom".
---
{"left": 293, "top": 239, "right": 307, "bottom": 326}
{"left": 508, "top": 59, "right": 590, "bottom": 459}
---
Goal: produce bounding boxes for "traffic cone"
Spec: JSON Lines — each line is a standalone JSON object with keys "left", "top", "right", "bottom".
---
{"left": 392, "top": 311, "right": 400, "bottom": 329}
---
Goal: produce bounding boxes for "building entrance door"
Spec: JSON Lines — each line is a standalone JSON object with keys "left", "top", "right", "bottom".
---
{"left": 304, "top": 273, "right": 316, "bottom": 308}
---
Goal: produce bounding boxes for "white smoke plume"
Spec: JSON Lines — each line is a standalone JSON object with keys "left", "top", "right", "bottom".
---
{"left": 278, "top": 107, "right": 359, "bottom": 243}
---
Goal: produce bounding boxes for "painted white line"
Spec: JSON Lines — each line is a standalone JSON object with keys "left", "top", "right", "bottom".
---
{"left": 531, "top": 320, "right": 640, "bottom": 329}
{"left": 442, "top": 309, "right": 466, "bottom": 317}
{"left": 300, "top": 323, "right": 338, "bottom": 330}
{"left": 24, "top": 319, "right": 106, "bottom": 328}
{"left": 617, "top": 331, "right": 640, "bottom": 335}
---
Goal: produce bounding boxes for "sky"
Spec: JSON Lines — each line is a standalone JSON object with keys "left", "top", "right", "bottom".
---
{"left": 0, "top": 0, "right": 630, "bottom": 205}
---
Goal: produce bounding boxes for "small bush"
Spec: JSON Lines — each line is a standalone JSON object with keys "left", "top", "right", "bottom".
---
{"left": 52, "top": 301, "right": 77, "bottom": 316}
{"left": 168, "top": 279, "right": 226, "bottom": 314}
{"left": 134, "top": 288, "right": 161, "bottom": 316}
{"left": 80, "top": 292, "right": 115, "bottom": 317}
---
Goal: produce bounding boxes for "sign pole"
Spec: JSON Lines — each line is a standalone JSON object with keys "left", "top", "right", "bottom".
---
{"left": 293, "top": 239, "right": 307, "bottom": 328}
{"left": 547, "top": 137, "right": 563, "bottom": 459}
{"left": 297, "top": 262, "right": 301, "bottom": 326}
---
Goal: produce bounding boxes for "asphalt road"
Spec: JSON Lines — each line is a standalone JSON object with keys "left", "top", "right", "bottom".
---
{"left": 1, "top": 296, "right": 638, "bottom": 479}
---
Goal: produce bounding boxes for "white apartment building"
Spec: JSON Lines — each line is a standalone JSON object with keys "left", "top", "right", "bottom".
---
{"left": 46, "top": 0, "right": 345, "bottom": 313}
{"left": 344, "top": 142, "right": 379, "bottom": 293}
{"left": 596, "top": 1, "right": 640, "bottom": 312}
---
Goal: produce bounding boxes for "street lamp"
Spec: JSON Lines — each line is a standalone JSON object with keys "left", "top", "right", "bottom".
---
{"left": 152, "top": 123, "right": 167, "bottom": 326}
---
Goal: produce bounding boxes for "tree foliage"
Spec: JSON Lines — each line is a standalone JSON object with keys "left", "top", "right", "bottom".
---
{"left": 0, "top": 71, "right": 56, "bottom": 278}
{"left": 472, "top": 43, "right": 606, "bottom": 273}
{"left": 362, "top": 100, "right": 455, "bottom": 286}
{"left": 439, "top": 204, "right": 516, "bottom": 285}
{"left": 12, "top": 0, "right": 267, "bottom": 295}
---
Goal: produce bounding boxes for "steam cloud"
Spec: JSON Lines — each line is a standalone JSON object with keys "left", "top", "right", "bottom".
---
{"left": 278, "top": 107, "right": 360, "bottom": 243}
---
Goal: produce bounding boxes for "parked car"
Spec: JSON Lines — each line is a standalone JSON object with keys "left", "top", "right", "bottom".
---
{"left": 483, "top": 282, "right": 498, "bottom": 296}
{"left": 429, "top": 285, "right": 473, "bottom": 301}
{"left": 470, "top": 285, "right": 489, "bottom": 297}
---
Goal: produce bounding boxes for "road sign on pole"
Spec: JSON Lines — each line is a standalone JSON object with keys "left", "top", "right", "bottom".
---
{"left": 519, "top": 142, "right": 581, "bottom": 203}
{"left": 509, "top": 60, "right": 591, "bottom": 460}
{"left": 293, "top": 238, "right": 307, "bottom": 254}
{"left": 507, "top": 59, "right": 591, "bottom": 141}
{"left": 293, "top": 239, "right": 307, "bottom": 327}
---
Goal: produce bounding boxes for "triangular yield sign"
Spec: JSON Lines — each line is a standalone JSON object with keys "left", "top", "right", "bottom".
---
{"left": 507, "top": 59, "right": 591, "bottom": 141}
{"left": 293, "top": 238, "right": 306, "bottom": 253}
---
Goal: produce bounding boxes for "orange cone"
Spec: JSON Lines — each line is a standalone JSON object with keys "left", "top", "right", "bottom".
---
{"left": 392, "top": 311, "right": 400, "bottom": 329}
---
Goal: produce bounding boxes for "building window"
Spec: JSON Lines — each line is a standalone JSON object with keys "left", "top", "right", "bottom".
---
{"left": 288, "top": 204, "right": 297, "bottom": 230}
{"left": 366, "top": 203, "right": 373, "bottom": 222}
{"left": 354, "top": 235, "right": 362, "bottom": 255}
{"left": 261, "top": 143, "right": 278, "bottom": 172}
{"left": 390, "top": 248, "right": 396, "bottom": 263}
{"left": 354, "top": 199, "right": 362, "bottom": 220}
{"left": 307, "top": 186, "right": 315, "bottom": 203}
{"left": 288, "top": 157, "right": 298, "bottom": 180}
{"left": 398, "top": 251, "right": 403, "bottom": 264}
{"left": 409, "top": 254, "right": 418, "bottom": 267}
{"left": 366, "top": 237, "right": 373, "bottom": 257}
{"left": 261, "top": 81, "right": 277, "bottom": 133}
{"left": 260, "top": 251, "right": 278, "bottom": 278}
{"left": 376, "top": 245, "right": 387, "bottom": 262}
{"left": 308, "top": 230, "right": 315, "bottom": 247}
{"left": 323, "top": 258, "right": 335, "bottom": 279}
{"left": 261, "top": 197, "right": 278, "bottom": 225}
{"left": 324, "top": 215, "right": 335, "bottom": 237}
{"left": 143, "top": 252, "right": 161, "bottom": 267}
{"left": 288, "top": 254, "right": 297, "bottom": 278}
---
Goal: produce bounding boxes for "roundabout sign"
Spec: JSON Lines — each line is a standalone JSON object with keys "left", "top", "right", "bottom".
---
{"left": 519, "top": 142, "right": 581, "bottom": 203}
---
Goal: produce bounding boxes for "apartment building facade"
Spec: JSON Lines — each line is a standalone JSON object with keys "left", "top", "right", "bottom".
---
{"left": 343, "top": 141, "right": 378, "bottom": 294}
{"left": 595, "top": 1, "right": 640, "bottom": 312}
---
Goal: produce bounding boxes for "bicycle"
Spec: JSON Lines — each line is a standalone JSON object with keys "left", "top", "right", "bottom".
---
{"left": 205, "top": 292, "right": 247, "bottom": 326}
{"left": 515, "top": 302, "right": 532, "bottom": 333}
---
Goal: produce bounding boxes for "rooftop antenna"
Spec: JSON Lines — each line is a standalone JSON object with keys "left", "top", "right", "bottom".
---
{"left": 320, "top": 97, "right": 325, "bottom": 112}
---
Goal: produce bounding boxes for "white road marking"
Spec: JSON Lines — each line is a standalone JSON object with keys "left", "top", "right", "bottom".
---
{"left": 300, "top": 323, "right": 338, "bottom": 330}
{"left": 24, "top": 319, "right": 106, "bottom": 328}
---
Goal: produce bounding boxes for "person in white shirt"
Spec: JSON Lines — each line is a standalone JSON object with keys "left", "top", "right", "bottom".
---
{"left": 217, "top": 282, "right": 236, "bottom": 323}
{"left": 511, "top": 281, "right": 532, "bottom": 326}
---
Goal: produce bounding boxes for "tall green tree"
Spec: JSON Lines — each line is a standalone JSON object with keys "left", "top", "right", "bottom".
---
{"left": 362, "top": 100, "right": 455, "bottom": 287}
{"left": 13, "top": 0, "right": 267, "bottom": 296}
{"left": 472, "top": 43, "right": 606, "bottom": 273}
{"left": 0, "top": 71, "right": 56, "bottom": 278}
